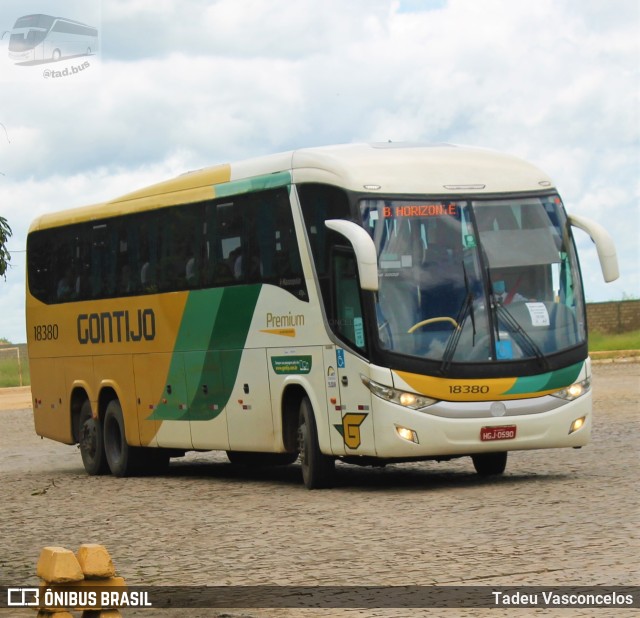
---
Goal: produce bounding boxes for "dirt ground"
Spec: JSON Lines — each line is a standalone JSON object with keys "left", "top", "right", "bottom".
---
{"left": 0, "top": 386, "right": 31, "bottom": 411}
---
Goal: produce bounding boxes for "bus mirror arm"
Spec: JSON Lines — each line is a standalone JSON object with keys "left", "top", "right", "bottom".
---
{"left": 325, "top": 219, "right": 379, "bottom": 291}
{"left": 568, "top": 213, "right": 619, "bottom": 283}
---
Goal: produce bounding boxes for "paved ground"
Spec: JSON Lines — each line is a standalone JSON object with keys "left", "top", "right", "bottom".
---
{"left": 0, "top": 362, "right": 638, "bottom": 617}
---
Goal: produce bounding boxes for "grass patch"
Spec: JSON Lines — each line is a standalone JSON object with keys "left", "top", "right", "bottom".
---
{"left": 0, "top": 356, "right": 31, "bottom": 387}
{"left": 589, "top": 329, "right": 640, "bottom": 352}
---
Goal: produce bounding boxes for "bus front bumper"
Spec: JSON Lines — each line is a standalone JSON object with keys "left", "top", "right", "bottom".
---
{"left": 368, "top": 391, "right": 592, "bottom": 459}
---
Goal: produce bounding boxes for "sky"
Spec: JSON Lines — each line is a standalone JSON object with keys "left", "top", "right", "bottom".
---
{"left": 0, "top": 0, "right": 638, "bottom": 343}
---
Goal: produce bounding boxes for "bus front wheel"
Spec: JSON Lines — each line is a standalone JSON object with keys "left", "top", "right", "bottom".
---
{"left": 52, "top": 49, "right": 61, "bottom": 61}
{"left": 472, "top": 452, "right": 507, "bottom": 476}
{"left": 103, "top": 399, "right": 140, "bottom": 477}
{"left": 78, "top": 400, "right": 109, "bottom": 475}
{"left": 297, "top": 397, "right": 334, "bottom": 489}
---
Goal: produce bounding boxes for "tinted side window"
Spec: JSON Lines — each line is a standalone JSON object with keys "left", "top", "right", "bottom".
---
{"left": 27, "top": 231, "right": 54, "bottom": 302}
{"left": 297, "top": 183, "right": 352, "bottom": 319}
{"left": 332, "top": 248, "right": 367, "bottom": 352}
{"left": 27, "top": 187, "right": 308, "bottom": 304}
{"left": 297, "top": 184, "right": 352, "bottom": 277}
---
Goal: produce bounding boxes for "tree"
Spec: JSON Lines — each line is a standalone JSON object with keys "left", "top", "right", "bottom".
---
{"left": 0, "top": 216, "right": 11, "bottom": 280}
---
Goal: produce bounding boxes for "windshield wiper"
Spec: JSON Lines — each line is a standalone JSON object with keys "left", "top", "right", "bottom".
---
{"left": 494, "top": 302, "right": 548, "bottom": 369}
{"left": 486, "top": 268, "right": 549, "bottom": 370}
{"left": 440, "top": 262, "right": 476, "bottom": 375}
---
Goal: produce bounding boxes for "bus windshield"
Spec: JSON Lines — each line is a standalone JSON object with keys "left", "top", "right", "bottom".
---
{"left": 360, "top": 195, "right": 585, "bottom": 365}
{"left": 9, "top": 29, "right": 47, "bottom": 52}
{"left": 8, "top": 15, "right": 54, "bottom": 51}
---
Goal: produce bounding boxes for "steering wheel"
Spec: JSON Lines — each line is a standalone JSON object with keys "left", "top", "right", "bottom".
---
{"left": 407, "top": 316, "right": 459, "bottom": 334}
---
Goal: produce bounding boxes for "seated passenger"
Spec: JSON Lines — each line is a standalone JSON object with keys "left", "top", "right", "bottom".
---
{"left": 56, "top": 268, "right": 74, "bottom": 300}
{"left": 493, "top": 280, "right": 527, "bottom": 304}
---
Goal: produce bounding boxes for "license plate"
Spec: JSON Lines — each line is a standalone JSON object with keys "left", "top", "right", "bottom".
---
{"left": 480, "top": 425, "right": 517, "bottom": 441}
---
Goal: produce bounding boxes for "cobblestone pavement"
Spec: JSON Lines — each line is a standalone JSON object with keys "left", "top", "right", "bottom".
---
{"left": 0, "top": 362, "right": 637, "bottom": 617}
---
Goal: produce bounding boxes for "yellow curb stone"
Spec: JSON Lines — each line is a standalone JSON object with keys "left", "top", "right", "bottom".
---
{"left": 36, "top": 547, "right": 84, "bottom": 584}
{"left": 82, "top": 611, "right": 123, "bottom": 617}
{"left": 37, "top": 612, "right": 75, "bottom": 618}
{"left": 76, "top": 544, "right": 116, "bottom": 579}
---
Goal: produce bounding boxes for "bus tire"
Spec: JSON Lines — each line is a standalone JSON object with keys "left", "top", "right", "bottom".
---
{"left": 297, "top": 397, "right": 334, "bottom": 489}
{"left": 78, "top": 400, "right": 109, "bottom": 475}
{"left": 52, "top": 49, "right": 61, "bottom": 61}
{"left": 103, "top": 399, "right": 141, "bottom": 477}
{"left": 472, "top": 452, "right": 507, "bottom": 476}
{"left": 226, "top": 451, "right": 298, "bottom": 466}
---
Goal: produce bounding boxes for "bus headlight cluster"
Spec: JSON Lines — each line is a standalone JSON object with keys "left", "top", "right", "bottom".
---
{"left": 550, "top": 378, "right": 591, "bottom": 401}
{"left": 361, "top": 376, "right": 436, "bottom": 410}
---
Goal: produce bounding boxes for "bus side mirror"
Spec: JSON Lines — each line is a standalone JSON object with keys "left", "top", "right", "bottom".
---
{"left": 325, "top": 219, "right": 379, "bottom": 291}
{"left": 568, "top": 213, "right": 619, "bottom": 283}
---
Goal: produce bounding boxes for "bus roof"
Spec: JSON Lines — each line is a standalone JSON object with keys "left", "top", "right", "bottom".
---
{"left": 13, "top": 14, "right": 94, "bottom": 30}
{"left": 29, "top": 143, "right": 556, "bottom": 232}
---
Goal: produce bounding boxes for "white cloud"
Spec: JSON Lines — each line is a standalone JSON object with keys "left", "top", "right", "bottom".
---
{"left": 0, "top": 0, "right": 638, "bottom": 342}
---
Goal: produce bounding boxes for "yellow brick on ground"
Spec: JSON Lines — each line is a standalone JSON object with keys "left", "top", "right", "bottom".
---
{"left": 36, "top": 546, "right": 84, "bottom": 583}
{"left": 81, "top": 611, "right": 123, "bottom": 617}
{"left": 76, "top": 544, "right": 116, "bottom": 578}
{"left": 37, "top": 612, "right": 74, "bottom": 617}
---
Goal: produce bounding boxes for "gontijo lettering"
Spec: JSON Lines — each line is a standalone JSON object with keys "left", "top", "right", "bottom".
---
{"left": 77, "top": 309, "right": 155, "bottom": 344}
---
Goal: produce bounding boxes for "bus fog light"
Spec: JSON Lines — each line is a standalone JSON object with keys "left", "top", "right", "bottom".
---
{"left": 395, "top": 425, "right": 419, "bottom": 444}
{"left": 569, "top": 416, "right": 586, "bottom": 434}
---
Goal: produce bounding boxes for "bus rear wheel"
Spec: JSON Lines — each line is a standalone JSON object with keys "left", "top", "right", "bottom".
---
{"left": 297, "top": 397, "right": 334, "bottom": 489}
{"left": 78, "top": 400, "right": 109, "bottom": 475}
{"left": 103, "top": 399, "right": 141, "bottom": 477}
{"left": 472, "top": 452, "right": 508, "bottom": 476}
{"left": 52, "top": 49, "right": 61, "bottom": 61}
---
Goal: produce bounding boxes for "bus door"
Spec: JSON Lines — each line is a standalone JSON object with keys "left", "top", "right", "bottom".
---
{"left": 330, "top": 248, "right": 375, "bottom": 457}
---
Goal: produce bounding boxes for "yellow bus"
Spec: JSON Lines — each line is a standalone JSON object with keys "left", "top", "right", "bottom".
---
{"left": 26, "top": 143, "right": 618, "bottom": 488}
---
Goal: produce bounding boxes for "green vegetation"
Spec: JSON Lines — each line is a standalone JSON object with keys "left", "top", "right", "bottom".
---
{"left": 0, "top": 344, "right": 30, "bottom": 387}
{"left": 589, "top": 329, "right": 640, "bottom": 353}
{"left": 0, "top": 359, "right": 30, "bottom": 387}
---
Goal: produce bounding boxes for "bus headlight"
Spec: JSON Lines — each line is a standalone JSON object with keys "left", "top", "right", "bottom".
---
{"left": 550, "top": 378, "right": 591, "bottom": 401}
{"left": 361, "top": 376, "right": 437, "bottom": 410}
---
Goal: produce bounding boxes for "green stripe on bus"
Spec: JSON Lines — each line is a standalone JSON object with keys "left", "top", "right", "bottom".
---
{"left": 505, "top": 362, "right": 584, "bottom": 395}
{"left": 214, "top": 171, "right": 292, "bottom": 198}
{"left": 148, "top": 285, "right": 262, "bottom": 421}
